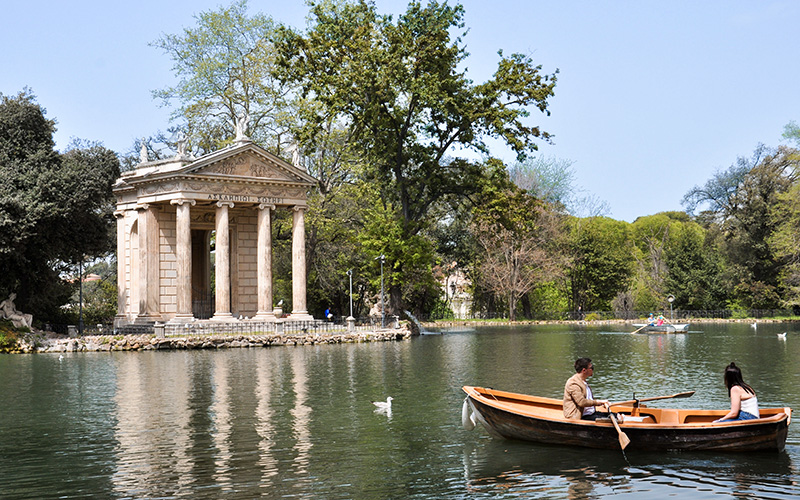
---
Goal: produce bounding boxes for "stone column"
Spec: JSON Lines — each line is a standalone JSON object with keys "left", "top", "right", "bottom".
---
{"left": 253, "top": 203, "right": 275, "bottom": 320}
{"left": 171, "top": 198, "right": 195, "bottom": 322}
{"left": 289, "top": 205, "right": 313, "bottom": 320}
{"left": 136, "top": 203, "right": 161, "bottom": 322}
{"left": 212, "top": 201, "right": 235, "bottom": 320}
{"left": 114, "top": 210, "right": 127, "bottom": 323}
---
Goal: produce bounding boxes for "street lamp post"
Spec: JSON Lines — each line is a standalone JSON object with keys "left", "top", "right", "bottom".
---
{"left": 347, "top": 269, "right": 353, "bottom": 318}
{"left": 345, "top": 269, "right": 356, "bottom": 333}
{"left": 78, "top": 258, "right": 84, "bottom": 335}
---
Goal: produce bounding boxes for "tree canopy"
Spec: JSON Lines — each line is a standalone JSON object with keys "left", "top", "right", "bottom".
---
{"left": 0, "top": 90, "right": 120, "bottom": 321}
{"left": 273, "top": 0, "right": 557, "bottom": 313}
{"left": 151, "top": 0, "right": 294, "bottom": 155}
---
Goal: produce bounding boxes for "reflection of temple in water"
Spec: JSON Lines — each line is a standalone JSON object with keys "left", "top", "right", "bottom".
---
{"left": 109, "top": 350, "right": 317, "bottom": 497}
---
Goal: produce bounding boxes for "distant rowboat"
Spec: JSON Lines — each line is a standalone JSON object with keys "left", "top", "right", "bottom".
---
{"left": 462, "top": 386, "right": 791, "bottom": 452}
{"left": 632, "top": 323, "right": 689, "bottom": 333}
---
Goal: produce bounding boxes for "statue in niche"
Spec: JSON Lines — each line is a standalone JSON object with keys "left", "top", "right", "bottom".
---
{"left": 234, "top": 111, "right": 250, "bottom": 142}
{"left": 0, "top": 293, "right": 33, "bottom": 329}
{"left": 139, "top": 139, "right": 148, "bottom": 163}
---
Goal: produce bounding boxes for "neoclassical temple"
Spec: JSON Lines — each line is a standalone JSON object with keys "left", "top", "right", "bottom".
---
{"left": 113, "top": 136, "right": 316, "bottom": 325}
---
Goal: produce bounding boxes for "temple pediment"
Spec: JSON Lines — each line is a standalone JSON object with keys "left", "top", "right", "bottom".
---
{"left": 114, "top": 140, "right": 317, "bottom": 207}
{"left": 189, "top": 152, "right": 302, "bottom": 183}
{"left": 118, "top": 141, "right": 316, "bottom": 187}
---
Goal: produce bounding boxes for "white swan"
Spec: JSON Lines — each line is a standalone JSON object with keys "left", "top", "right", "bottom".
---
{"left": 778, "top": 332, "right": 787, "bottom": 340}
{"left": 372, "top": 397, "right": 393, "bottom": 410}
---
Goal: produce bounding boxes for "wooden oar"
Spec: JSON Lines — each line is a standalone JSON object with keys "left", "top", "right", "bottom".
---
{"left": 611, "top": 391, "right": 695, "bottom": 407}
{"left": 606, "top": 404, "right": 630, "bottom": 450}
{"left": 630, "top": 323, "right": 650, "bottom": 334}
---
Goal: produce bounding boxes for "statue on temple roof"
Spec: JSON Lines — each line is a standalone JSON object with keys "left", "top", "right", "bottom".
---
{"left": 234, "top": 112, "right": 250, "bottom": 142}
{"left": 139, "top": 139, "right": 149, "bottom": 163}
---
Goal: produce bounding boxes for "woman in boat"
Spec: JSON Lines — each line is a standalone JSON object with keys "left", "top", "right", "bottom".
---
{"left": 714, "top": 362, "right": 760, "bottom": 422}
{"left": 563, "top": 357, "right": 610, "bottom": 420}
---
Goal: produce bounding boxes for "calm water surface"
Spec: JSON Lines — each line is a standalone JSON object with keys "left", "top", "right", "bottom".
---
{"left": 1, "top": 322, "right": 799, "bottom": 499}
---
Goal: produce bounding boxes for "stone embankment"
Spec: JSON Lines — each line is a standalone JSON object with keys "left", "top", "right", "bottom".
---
{"left": 13, "top": 328, "right": 412, "bottom": 354}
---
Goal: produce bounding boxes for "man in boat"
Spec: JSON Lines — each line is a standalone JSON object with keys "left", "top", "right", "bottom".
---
{"left": 647, "top": 313, "right": 655, "bottom": 326}
{"left": 563, "top": 357, "right": 615, "bottom": 420}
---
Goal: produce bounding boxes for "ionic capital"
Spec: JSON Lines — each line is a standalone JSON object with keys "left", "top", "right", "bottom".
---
{"left": 258, "top": 203, "right": 276, "bottom": 212}
{"left": 171, "top": 198, "right": 196, "bottom": 207}
{"left": 216, "top": 201, "right": 235, "bottom": 209}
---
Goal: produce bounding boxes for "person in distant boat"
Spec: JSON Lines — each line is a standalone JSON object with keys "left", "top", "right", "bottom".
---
{"left": 563, "top": 357, "right": 611, "bottom": 420}
{"left": 714, "top": 362, "right": 760, "bottom": 422}
{"left": 656, "top": 315, "right": 665, "bottom": 326}
{"left": 647, "top": 313, "right": 655, "bottom": 326}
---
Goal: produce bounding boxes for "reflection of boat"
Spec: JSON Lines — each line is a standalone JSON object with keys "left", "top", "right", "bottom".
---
{"left": 462, "top": 386, "right": 791, "bottom": 452}
{"left": 463, "top": 439, "right": 796, "bottom": 497}
{"left": 632, "top": 323, "right": 689, "bottom": 333}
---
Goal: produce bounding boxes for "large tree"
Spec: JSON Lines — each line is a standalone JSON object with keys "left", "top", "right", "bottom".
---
{"left": 471, "top": 165, "right": 566, "bottom": 321}
{"left": 663, "top": 220, "right": 725, "bottom": 310}
{"left": 274, "top": 0, "right": 557, "bottom": 313}
{"left": 0, "top": 90, "right": 120, "bottom": 321}
{"left": 766, "top": 144, "right": 800, "bottom": 308}
{"left": 723, "top": 147, "right": 797, "bottom": 308}
{"left": 567, "top": 217, "right": 634, "bottom": 312}
{"left": 151, "top": 0, "right": 294, "bottom": 155}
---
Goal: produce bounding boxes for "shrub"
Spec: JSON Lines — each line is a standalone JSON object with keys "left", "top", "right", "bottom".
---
{"left": 0, "top": 319, "right": 21, "bottom": 352}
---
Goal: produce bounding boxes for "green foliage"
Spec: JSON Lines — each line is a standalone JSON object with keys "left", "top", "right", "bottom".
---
{"left": 767, "top": 147, "right": 800, "bottom": 307}
{"left": 0, "top": 90, "right": 120, "bottom": 323}
{"left": 663, "top": 222, "right": 725, "bottom": 309}
{"left": 471, "top": 166, "right": 567, "bottom": 320}
{"left": 721, "top": 146, "right": 796, "bottom": 308}
{"left": 567, "top": 217, "right": 634, "bottom": 311}
{"left": 526, "top": 281, "right": 569, "bottom": 317}
{"left": 428, "top": 297, "right": 454, "bottom": 320}
{"left": 629, "top": 213, "right": 725, "bottom": 310}
{"left": 356, "top": 183, "right": 440, "bottom": 315}
{"left": 274, "top": 0, "right": 557, "bottom": 313}
{"left": 0, "top": 319, "right": 21, "bottom": 352}
{"left": 60, "top": 260, "right": 118, "bottom": 325}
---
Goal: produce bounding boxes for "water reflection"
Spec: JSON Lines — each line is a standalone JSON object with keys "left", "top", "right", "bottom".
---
{"left": 290, "top": 350, "right": 312, "bottom": 486}
{"left": 210, "top": 354, "right": 232, "bottom": 491}
{"left": 255, "top": 351, "right": 278, "bottom": 487}
{"left": 464, "top": 440, "right": 800, "bottom": 499}
{"left": 112, "top": 352, "right": 194, "bottom": 498}
{"left": 2, "top": 324, "right": 800, "bottom": 498}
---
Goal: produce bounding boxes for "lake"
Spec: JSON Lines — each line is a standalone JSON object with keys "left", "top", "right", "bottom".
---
{"left": 1, "top": 322, "right": 798, "bottom": 499}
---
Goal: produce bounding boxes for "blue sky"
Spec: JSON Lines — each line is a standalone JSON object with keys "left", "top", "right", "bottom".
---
{"left": 2, "top": 1, "right": 798, "bottom": 222}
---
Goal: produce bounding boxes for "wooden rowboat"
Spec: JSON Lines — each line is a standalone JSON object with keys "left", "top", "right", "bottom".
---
{"left": 632, "top": 323, "right": 689, "bottom": 333}
{"left": 462, "top": 386, "right": 791, "bottom": 452}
